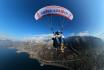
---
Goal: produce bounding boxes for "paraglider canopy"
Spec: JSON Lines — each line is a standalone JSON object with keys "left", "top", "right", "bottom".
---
{"left": 34, "top": 5, "right": 74, "bottom": 53}
{"left": 34, "top": 5, "right": 73, "bottom": 20}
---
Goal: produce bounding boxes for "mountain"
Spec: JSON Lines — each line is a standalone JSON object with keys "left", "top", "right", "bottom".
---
{"left": 35, "top": 36, "right": 104, "bottom": 70}
{"left": 65, "top": 36, "right": 104, "bottom": 55}
{"left": 0, "top": 35, "right": 104, "bottom": 70}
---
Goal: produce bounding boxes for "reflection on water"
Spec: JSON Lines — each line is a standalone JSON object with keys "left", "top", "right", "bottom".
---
{"left": 0, "top": 47, "right": 67, "bottom": 70}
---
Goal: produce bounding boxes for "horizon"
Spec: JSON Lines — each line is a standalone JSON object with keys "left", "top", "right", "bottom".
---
{"left": 0, "top": 32, "right": 104, "bottom": 41}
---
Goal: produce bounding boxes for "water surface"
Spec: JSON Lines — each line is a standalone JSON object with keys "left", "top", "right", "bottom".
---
{"left": 0, "top": 47, "right": 67, "bottom": 70}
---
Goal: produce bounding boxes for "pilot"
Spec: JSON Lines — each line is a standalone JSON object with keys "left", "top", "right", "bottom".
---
{"left": 52, "top": 31, "right": 64, "bottom": 51}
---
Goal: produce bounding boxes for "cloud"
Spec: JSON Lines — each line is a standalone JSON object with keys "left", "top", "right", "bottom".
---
{"left": 0, "top": 33, "right": 13, "bottom": 40}
{"left": 68, "top": 31, "right": 104, "bottom": 40}
{"left": 23, "top": 32, "right": 89, "bottom": 45}
{"left": 23, "top": 34, "right": 53, "bottom": 44}
{"left": 77, "top": 31, "right": 89, "bottom": 36}
{"left": 23, "top": 34, "right": 52, "bottom": 40}
{"left": 0, "top": 33, "right": 22, "bottom": 41}
{"left": 95, "top": 33, "right": 104, "bottom": 40}
{"left": 69, "top": 31, "right": 89, "bottom": 36}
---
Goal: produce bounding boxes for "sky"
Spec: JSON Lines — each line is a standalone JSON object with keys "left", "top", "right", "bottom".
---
{"left": 0, "top": 0, "right": 104, "bottom": 39}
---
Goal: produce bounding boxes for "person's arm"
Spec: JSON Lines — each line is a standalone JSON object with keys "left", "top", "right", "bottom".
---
{"left": 52, "top": 35, "right": 55, "bottom": 40}
{"left": 62, "top": 35, "right": 64, "bottom": 38}
{"left": 52, "top": 37, "right": 54, "bottom": 40}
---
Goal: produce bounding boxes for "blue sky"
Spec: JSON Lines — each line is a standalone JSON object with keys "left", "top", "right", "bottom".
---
{"left": 0, "top": 0, "right": 104, "bottom": 39}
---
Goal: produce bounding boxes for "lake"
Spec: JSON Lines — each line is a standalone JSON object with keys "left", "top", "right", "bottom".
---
{"left": 0, "top": 47, "right": 67, "bottom": 70}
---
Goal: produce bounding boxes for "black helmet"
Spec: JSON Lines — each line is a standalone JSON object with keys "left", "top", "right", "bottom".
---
{"left": 55, "top": 31, "right": 60, "bottom": 35}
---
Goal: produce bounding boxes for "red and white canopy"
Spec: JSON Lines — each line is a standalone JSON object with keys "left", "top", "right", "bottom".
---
{"left": 34, "top": 5, "right": 73, "bottom": 20}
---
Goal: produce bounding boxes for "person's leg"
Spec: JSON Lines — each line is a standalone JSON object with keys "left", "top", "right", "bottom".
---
{"left": 60, "top": 38, "right": 65, "bottom": 52}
